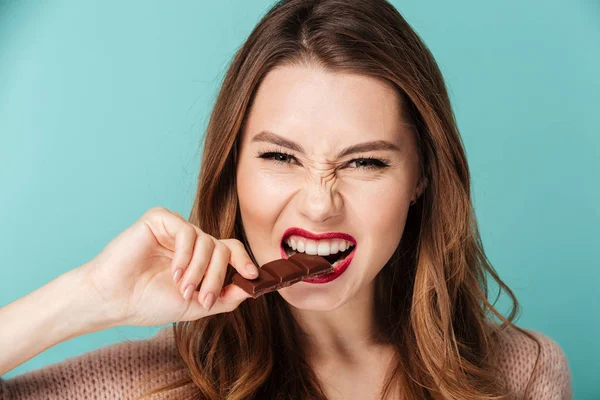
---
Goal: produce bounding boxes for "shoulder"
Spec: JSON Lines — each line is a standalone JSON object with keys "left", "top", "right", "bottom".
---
{"left": 3, "top": 326, "right": 186, "bottom": 399}
{"left": 487, "top": 322, "right": 573, "bottom": 400}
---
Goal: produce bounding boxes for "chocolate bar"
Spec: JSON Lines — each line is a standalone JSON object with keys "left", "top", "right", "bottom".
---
{"left": 232, "top": 253, "right": 334, "bottom": 298}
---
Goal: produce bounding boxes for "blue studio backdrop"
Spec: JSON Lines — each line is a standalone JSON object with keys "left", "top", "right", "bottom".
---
{"left": 0, "top": 1, "right": 598, "bottom": 398}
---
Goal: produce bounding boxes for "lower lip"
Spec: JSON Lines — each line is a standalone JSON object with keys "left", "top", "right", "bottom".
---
{"left": 280, "top": 245, "right": 356, "bottom": 284}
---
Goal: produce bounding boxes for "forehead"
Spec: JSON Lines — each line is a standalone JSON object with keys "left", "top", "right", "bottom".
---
{"left": 242, "top": 65, "right": 408, "bottom": 145}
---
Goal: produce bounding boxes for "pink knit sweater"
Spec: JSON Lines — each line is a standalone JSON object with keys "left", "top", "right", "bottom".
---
{"left": 0, "top": 324, "right": 572, "bottom": 399}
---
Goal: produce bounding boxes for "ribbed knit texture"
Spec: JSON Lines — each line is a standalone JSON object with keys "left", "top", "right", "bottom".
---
{"left": 0, "top": 324, "right": 572, "bottom": 399}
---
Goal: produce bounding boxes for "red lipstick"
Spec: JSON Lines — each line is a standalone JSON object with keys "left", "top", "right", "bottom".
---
{"left": 280, "top": 227, "right": 357, "bottom": 284}
{"left": 281, "top": 227, "right": 356, "bottom": 244}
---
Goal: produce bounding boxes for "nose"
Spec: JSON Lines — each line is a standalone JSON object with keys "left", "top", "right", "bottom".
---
{"left": 297, "top": 179, "right": 343, "bottom": 224}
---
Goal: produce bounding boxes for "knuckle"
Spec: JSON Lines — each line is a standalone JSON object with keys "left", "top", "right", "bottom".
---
{"left": 202, "top": 235, "right": 216, "bottom": 251}
{"left": 221, "top": 239, "right": 245, "bottom": 259}
{"left": 144, "top": 206, "right": 168, "bottom": 219}
{"left": 170, "top": 210, "right": 184, "bottom": 219}
{"left": 225, "top": 238, "right": 245, "bottom": 249}
{"left": 193, "top": 227, "right": 206, "bottom": 240}
{"left": 215, "top": 241, "right": 230, "bottom": 257}
{"left": 152, "top": 206, "right": 169, "bottom": 214}
{"left": 184, "top": 223, "right": 197, "bottom": 238}
{"left": 191, "top": 224, "right": 205, "bottom": 238}
{"left": 233, "top": 238, "right": 246, "bottom": 248}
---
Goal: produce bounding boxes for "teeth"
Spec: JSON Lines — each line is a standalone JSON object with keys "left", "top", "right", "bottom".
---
{"left": 284, "top": 235, "right": 354, "bottom": 255}
{"left": 305, "top": 240, "right": 317, "bottom": 255}
{"left": 330, "top": 241, "right": 339, "bottom": 254}
{"left": 331, "top": 257, "right": 345, "bottom": 267}
{"left": 317, "top": 241, "right": 330, "bottom": 256}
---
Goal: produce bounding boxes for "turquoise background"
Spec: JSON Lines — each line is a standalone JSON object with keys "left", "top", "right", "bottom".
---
{"left": 0, "top": 0, "right": 598, "bottom": 398}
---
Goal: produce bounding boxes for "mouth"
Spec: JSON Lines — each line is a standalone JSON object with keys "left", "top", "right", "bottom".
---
{"left": 281, "top": 240, "right": 355, "bottom": 266}
{"left": 279, "top": 227, "right": 357, "bottom": 276}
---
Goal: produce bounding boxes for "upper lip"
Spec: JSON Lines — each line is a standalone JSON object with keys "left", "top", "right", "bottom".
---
{"left": 281, "top": 227, "right": 357, "bottom": 244}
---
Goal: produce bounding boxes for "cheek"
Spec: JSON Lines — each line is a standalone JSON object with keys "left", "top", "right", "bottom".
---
{"left": 345, "top": 178, "right": 410, "bottom": 272}
{"left": 346, "top": 178, "right": 409, "bottom": 226}
{"left": 238, "top": 167, "right": 292, "bottom": 212}
{"left": 236, "top": 164, "right": 295, "bottom": 246}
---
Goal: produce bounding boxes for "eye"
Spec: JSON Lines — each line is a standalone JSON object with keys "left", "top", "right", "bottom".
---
{"left": 257, "top": 151, "right": 298, "bottom": 165}
{"left": 346, "top": 157, "right": 389, "bottom": 170}
{"left": 256, "top": 150, "right": 390, "bottom": 170}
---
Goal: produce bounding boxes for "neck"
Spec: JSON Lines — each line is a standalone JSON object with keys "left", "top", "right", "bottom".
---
{"left": 288, "top": 280, "right": 388, "bottom": 365}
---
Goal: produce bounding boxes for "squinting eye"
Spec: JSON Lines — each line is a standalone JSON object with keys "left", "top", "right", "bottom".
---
{"left": 346, "top": 158, "right": 389, "bottom": 170}
{"left": 258, "top": 152, "right": 297, "bottom": 165}
{"left": 257, "top": 151, "right": 390, "bottom": 170}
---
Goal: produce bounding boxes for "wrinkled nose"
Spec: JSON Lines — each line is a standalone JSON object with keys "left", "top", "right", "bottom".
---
{"left": 297, "top": 178, "right": 343, "bottom": 224}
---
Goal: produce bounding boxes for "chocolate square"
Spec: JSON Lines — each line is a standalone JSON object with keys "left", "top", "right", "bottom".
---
{"left": 288, "top": 253, "right": 332, "bottom": 275}
{"left": 261, "top": 259, "right": 305, "bottom": 284}
{"left": 230, "top": 254, "right": 334, "bottom": 298}
{"left": 232, "top": 268, "right": 278, "bottom": 295}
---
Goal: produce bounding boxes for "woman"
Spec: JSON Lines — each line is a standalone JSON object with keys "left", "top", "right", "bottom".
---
{"left": 0, "top": 0, "right": 572, "bottom": 399}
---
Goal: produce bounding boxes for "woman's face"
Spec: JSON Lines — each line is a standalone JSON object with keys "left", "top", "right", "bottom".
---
{"left": 236, "top": 64, "right": 423, "bottom": 311}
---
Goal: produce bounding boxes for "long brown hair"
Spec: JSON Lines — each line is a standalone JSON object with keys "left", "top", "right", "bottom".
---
{"left": 133, "top": 0, "right": 542, "bottom": 398}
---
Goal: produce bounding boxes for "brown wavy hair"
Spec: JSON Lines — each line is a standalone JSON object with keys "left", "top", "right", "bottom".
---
{"left": 132, "top": 0, "right": 542, "bottom": 398}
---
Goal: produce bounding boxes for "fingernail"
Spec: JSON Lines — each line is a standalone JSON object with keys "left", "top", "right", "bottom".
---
{"left": 173, "top": 268, "right": 183, "bottom": 282}
{"left": 183, "top": 284, "right": 194, "bottom": 300}
{"left": 203, "top": 292, "right": 216, "bottom": 311}
{"left": 246, "top": 263, "right": 258, "bottom": 277}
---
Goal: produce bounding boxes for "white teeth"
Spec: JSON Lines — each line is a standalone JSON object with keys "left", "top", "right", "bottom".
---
{"left": 283, "top": 235, "right": 354, "bottom": 256}
{"left": 285, "top": 245, "right": 295, "bottom": 257}
{"left": 317, "top": 241, "right": 330, "bottom": 256}
{"left": 330, "top": 241, "right": 339, "bottom": 254}
{"left": 305, "top": 240, "right": 318, "bottom": 255}
{"left": 331, "top": 257, "right": 345, "bottom": 267}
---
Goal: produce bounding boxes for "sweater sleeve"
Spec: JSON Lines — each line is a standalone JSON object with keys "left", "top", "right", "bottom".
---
{"left": 492, "top": 324, "right": 573, "bottom": 400}
{"left": 0, "top": 378, "right": 8, "bottom": 400}
{"left": 0, "top": 327, "right": 189, "bottom": 400}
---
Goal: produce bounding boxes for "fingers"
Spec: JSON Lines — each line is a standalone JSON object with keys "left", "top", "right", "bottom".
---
{"left": 219, "top": 239, "right": 259, "bottom": 278}
{"left": 179, "top": 283, "right": 252, "bottom": 322}
{"left": 177, "top": 230, "right": 214, "bottom": 301}
{"left": 144, "top": 207, "right": 257, "bottom": 315}
{"left": 195, "top": 239, "right": 229, "bottom": 310}
{"left": 214, "top": 283, "right": 253, "bottom": 309}
{"left": 170, "top": 222, "right": 197, "bottom": 283}
{"left": 194, "top": 239, "right": 259, "bottom": 311}
{"left": 146, "top": 207, "right": 212, "bottom": 301}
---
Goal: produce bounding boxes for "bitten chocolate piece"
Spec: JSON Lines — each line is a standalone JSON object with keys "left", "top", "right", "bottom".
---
{"left": 287, "top": 252, "right": 332, "bottom": 275}
{"left": 231, "top": 253, "right": 334, "bottom": 298}
{"left": 261, "top": 259, "right": 305, "bottom": 287}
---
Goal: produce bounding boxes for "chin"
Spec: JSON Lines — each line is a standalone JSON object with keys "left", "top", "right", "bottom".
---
{"left": 276, "top": 283, "right": 350, "bottom": 311}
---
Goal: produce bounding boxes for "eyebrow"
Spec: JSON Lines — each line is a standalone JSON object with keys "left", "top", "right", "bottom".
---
{"left": 250, "top": 130, "right": 401, "bottom": 158}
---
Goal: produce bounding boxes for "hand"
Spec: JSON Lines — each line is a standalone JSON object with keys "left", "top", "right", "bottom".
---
{"left": 78, "top": 206, "right": 258, "bottom": 327}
